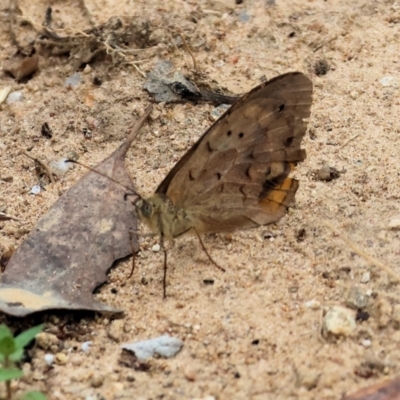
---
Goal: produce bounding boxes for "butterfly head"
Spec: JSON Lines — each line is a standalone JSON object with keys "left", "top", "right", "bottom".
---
{"left": 135, "top": 198, "right": 154, "bottom": 219}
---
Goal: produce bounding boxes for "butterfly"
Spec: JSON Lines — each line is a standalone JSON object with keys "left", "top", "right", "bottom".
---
{"left": 135, "top": 72, "right": 313, "bottom": 297}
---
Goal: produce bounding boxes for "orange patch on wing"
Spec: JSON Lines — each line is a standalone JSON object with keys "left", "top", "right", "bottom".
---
{"left": 259, "top": 176, "right": 298, "bottom": 213}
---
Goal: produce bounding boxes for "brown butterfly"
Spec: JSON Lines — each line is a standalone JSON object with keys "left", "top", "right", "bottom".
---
{"left": 135, "top": 72, "right": 313, "bottom": 297}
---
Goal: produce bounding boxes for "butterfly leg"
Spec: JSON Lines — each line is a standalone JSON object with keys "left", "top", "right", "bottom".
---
{"left": 126, "top": 231, "right": 137, "bottom": 280}
{"left": 193, "top": 228, "right": 225, "bottom": 272}
{"left": 128, "top": 230, "right": 157, "bottom": 238}
{"left": 160, "top": 234, "right": 169, "bottom": 299}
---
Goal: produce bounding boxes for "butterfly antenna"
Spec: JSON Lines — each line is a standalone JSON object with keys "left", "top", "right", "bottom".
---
{"left": 66, "top": 159, "right": 138, "bottom": 197}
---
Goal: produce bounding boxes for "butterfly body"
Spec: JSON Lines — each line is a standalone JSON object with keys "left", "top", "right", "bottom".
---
{"left": 134, "top": 72, "right": 312, "bottom": 296}
{"left": 136, "top": 194, "right": 193, "bottom": 240}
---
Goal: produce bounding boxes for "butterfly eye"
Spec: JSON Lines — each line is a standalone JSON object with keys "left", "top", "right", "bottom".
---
{"left": 140, "top": 201, "right": 153, "bottom": 218}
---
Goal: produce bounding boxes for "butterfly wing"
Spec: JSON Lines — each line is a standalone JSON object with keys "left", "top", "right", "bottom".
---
{"left": 156, "top": 72, "right": 313, "bottom": 234}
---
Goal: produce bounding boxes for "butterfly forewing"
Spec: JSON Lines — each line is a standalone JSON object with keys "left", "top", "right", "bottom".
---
{"left": 156, "top": 72, "right": 313, "bottom": 235}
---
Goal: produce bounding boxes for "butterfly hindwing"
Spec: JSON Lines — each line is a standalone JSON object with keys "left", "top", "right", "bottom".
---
{"left": 156, "top": 72, "right": 313, "bottom": 235}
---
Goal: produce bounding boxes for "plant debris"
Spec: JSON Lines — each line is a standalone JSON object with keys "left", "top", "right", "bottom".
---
{"left": 144, "top": 60, "right": 238, "bottom": 104}
{"left": 0, "top": 105, "right": 152, "bottom": 317}
{"left": 342, "top": 376, "right": 400, "bottom": 399}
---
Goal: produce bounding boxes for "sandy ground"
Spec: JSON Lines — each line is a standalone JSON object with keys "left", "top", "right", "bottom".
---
{"left": 1, "top": 0, "right": 400, "bottom": 399}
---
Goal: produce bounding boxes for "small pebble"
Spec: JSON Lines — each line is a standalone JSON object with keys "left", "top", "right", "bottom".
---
{"left": 83, "top": 64, "right": 92, "bottom": 74}
{"left": 30, "top": 185, "right": 41, "bottom": 195}
{"left": 322, "top": 306, "right": 356, "bottom": 338}
{"left": 238, "top": 10, "right": 250, "bottom": 22}
{"left": 350, "top": 91, "right": 359, "bottom": 100}
{"left": 36, "top": 332, "right": 59, "bottom": 350}
{"left": 81, "top": 341, "right": 92, "bottom": 353}
{"left": 44, "top": 354, "right": 55, "bottom": 365}
{"left": 90, "top": 374, "right": 104, "bottom": 388}
{"left": 152, "top": 244, "right": 161, "bottom": 252}
{"left": 316, "top": 165, "right": 340, "bottom": 181}
{"left": 304, "top": 299, "right": 321, "bottom": 310}
{"left": 65, "top": 72, "right": 82, "bottom": 88}
{"left": 121, "top": 335, "right": 183, "bottom": 360}
{"left": 360, "top": 271, "right": 370, "bottom": 283}
{"left": 55, "top": 352, "right": 68, "bottom": 365}
{"left": 388, "top": 217, "right": 400, "bottom": 230}
{"left": 361, "top": 339, "right": 371, "bottom": 348}
{"left": 346, "top": 287, "right": 369, "bottom": 309}
{"left": 6, "top": 91, "right": 24, "bottom": 104}
{"left": 108, "top": 319, "right": 125, "bottom": 342}
{"left": 184, "top": 367, "right": 196, "bottom": 381}
{"left": 380, "top": 76, "right": 398, "bottom": 87}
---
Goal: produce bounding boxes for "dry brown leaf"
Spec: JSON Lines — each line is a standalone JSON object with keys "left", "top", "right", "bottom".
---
{"left": 342, "top": 376, "right": 400, "bottom": 400}
{"left": 0, "top": 105, "right": 152, "bottom": 317}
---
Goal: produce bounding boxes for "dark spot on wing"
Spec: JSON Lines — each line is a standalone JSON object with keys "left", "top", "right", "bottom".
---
{"left": 285, "top": 137, "right": 294, "bottom": 146}
{"left": 259, "top": 173, "right": 288, "bottom": 199}
{"left": 216, "top": 172, "right": 222, "bottom": 180}
{"left": 265, "top": 166, "right": 271, "bottom": 175}
{"left": 227, "top": 130, "right": 232, "bottom": 136}
{"left": 218, "top": 183, "right": 225, "bottom": 193}
{"left": 239, "top": 132, "right": 244, "bottom": 138}
{"left": 206, "top": 141, "right": 214, "bottom": 152}
{"left": 189, "top": 170, "right": 195, "bottom": 181}
{"left": 278, "top": 104, "right": 285, "bottom": 112}
{"left": 239, "top": 185, "right": 247, "bottom": 202}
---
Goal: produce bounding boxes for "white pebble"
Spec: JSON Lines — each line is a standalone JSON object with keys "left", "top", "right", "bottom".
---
{"left": 361, "top": 339, "right": 371, "bottom": 347}
{"left": 380, "top": 76, "right": 398, "bottom": 87}
{"left": 360, "top": 271, "right": 370, "bottom": 283}
{"left": 304, "top": 299, "right": 321, "bottom": 310}
{"left": 388, "top": 217, "right": 400, "bottom": 230}
{"left": 350, "top": 91, "right": 359, "bottom": 100}
{"left": 121, "top": 335, "right": 183, "bottom": 360}
{"left": 44, "top": 353, "right": 55, "bottom": 365}
{"left": 83, "top": 64, "right": 92, "bottom": 74}
{"left": 65, "top": 72, "right": 81, "bottom": 88}
{"left": 6, "top": 91, "right": 24, "bottom": 104}
{"left": 81, "top": 341, "right": 92, "bottom": 353}
{"left": 152, "top": 244, "right": 161, "bottom": 252}
{"left": 322, "top": 306, "right": 356, "bottom": 338}
{"left": 30, "top": 185, "right": 41, "bottom": 195}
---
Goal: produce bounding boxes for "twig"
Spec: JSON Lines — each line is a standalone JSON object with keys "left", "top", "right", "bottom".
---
{"left": 127, "top": 62, "right": 146, "bottom": 78}
{"left": 313, "top": 35, "right": 338, "bottom": 53}
{"left": 178, "top": 32, "right": 198, "bottom": 71}
{"left": 23, "top": 151, "right": 55, "bottom": 185}
{"left": 340, "top": 133, "right": 359, "bottom": 149}
{"left": 0, "top": 213, "right": 20, "bottom": 222}
{"left": 323, "top": 219, "right": 400, "bottom": 283}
